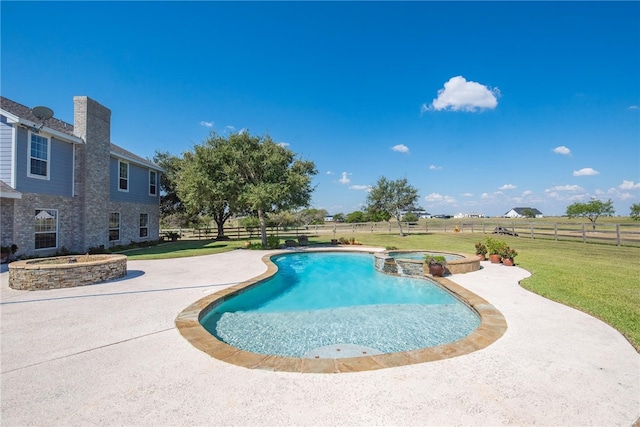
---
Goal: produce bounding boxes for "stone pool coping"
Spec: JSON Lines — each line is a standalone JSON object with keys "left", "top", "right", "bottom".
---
{"left": 175, "top": 249, "right": 507, "bottom": 373}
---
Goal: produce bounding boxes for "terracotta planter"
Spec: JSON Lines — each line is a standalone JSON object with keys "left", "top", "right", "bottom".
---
{"left": 489, "top": 254, "right": 501, "bottom": 264}
{"left": 428, "top": 264, "right": 446, "bottom": 277}
{"left": 502, "top": 258, "right": 514, "bottom": 266}
{"left": 476, "top": 254, "right": 486, "bottom": 261}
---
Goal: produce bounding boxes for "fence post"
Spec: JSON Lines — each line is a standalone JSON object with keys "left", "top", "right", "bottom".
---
{"left": 554, "top": 223, "right": 558, "bottom": 241}
{"left": 471, "top": 223, "right": 474, "bottom": 233}
{"left": 616, "top": 223, "right": 621, "bottom": 246}
{"left": 582, "top": 223, "right": 586, "bottom": 243}
{"left": 482, "top": 222, "right": 485, "bottom": 234}
{"left": 530, "top": 223, "right": 534, "bottom": 239}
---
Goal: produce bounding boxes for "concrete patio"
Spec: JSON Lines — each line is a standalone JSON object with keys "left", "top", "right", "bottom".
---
{"left": 1, "top": 247, "right": 638, "bottom": 426}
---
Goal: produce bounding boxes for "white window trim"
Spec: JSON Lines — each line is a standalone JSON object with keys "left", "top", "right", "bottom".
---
{"left": 149, "top": 170, "right": 157, "bottom": 196}
{"left": 27, "top": 131, "right": 50, "bottom": 180}
{"left": 118, "top": 160, "right": 129, "bottom": 192}
{"left": 109, "top": 212, "right": 121, "bottom": 242}
{"left": 34, "top": 208, "right": 58, "bottom": 250}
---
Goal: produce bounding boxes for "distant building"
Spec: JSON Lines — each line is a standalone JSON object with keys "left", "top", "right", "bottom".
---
{"left": 504, "top": 207, "right": 543, "bottom": 218}
{"left": 400, "top": 209, "right": 431, "bottom": 219}
{"left": 454, "top": 212, "right": 485, "bottom": 219}
{"left": 324, "top": 215, "right": 334, "bottom": 222}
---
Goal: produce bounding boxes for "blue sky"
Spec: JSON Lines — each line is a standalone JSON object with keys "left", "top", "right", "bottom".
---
{"left": 2, "top": 1, "right": 639, "bottom": 217}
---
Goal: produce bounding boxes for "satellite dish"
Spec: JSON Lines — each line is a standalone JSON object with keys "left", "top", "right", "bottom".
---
{"left": 31, "top": 106, "right": 54, "bottom": 121}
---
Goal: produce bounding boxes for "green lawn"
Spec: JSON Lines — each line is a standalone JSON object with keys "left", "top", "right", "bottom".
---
{"left": 122, "top": 232, "right": 640, "bottom": 352}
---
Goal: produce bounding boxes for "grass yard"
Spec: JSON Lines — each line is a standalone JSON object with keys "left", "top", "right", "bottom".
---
{"left": 123, "top": 232, "right": 640, "bottom": 352}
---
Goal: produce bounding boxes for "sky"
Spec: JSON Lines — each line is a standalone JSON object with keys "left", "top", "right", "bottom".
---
{"left": 2, "top": 1, "right": 639, "bottom": 217}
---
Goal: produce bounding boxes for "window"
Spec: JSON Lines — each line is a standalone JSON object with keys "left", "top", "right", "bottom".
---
{"left": 29, "top": 133, "right": 49, "bottom": 179}
{"left": 149, "top": 170, "right": 157, "bottom": 196}
{"left": 119, "top": 161, "right": 129, "bottom": 191}
{"left": 109, "top": 212, "right": 120, "bottom": 241}
{"left": 139, "top": 213, "right": 148, "bottom": 238}
{"left": 35, "top": 209, "right": 57, "bottom": 249}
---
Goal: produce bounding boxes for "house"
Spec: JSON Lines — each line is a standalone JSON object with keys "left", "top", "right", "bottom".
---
{"left": 504, "top": 207, "right": 543, "bottom": 218}
{"left": 454, "top": 212, "right": 485, "bottom": 219}
{"left": 0, "top": 96, "right": 163, "bottom": 258}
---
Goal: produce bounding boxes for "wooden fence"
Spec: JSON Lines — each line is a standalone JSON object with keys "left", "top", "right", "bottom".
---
{"left": 163, "top": 220, "right": 640, "bottom": 248}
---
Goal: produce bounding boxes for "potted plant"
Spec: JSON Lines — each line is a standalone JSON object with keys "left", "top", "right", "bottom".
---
{"left": 485, "top": 237, "right": 506, "bottom": 264}
{"left": 474, "top": 242, "right": 488, "bottom": 260}
{"left": 425, "top": 255, "right": 447, "bottom": 277}
{"left": 501, "top": 247, "right": 518, "bottom": 266}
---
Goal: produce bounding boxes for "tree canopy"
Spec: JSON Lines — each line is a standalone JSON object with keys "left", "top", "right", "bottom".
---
{"left": 630, "top": 203, "right": 640, "bottom": 221}
{"left": 566, "top": 199, "right": 615, "bottom": 230}
{"left": 214, "top": 132, "right": 317, "bottom": 247}
{"left": 365, "top": 176, "right": 420, "bottom": 236}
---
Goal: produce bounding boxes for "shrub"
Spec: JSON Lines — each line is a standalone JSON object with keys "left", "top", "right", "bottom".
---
{"left": 267, "top": 235, "right": 280, "bottom": 249}
{"left": 485, "top": 237, "right": 507, "bottom": 255}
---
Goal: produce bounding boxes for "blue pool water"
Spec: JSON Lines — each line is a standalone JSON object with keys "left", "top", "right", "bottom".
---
{"left": 200, "top": 252, "right": 480, "bottom": 358}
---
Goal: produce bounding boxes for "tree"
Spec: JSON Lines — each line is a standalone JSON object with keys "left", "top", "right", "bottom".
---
{"left": 295, "top": 208, "right": 328, "bottom": 226}
{"left": 566, "top": 199, "right": 615, "bottom": 230}
{"left": 403, "top": 212, "right": 419, "bottom": 222}
{"left": 630, "top": 203, "right": 640, "bottom": 221}
{"left": 176, "top": 137, "right": 238, "bottom": 239}
{"left": 217, "top": 132, "right": 317, "bottom": 247}
{"left": 365, "top": 176, "right": 420, "bottom": 236}
{"left": 345, "top": 211, "right": 366, "bottom": 223}
{"left": 522, "top": 208, "right": 536, "bottom": 219}
{"left": 332, "top": 213, "right": 345, "bottom": 222}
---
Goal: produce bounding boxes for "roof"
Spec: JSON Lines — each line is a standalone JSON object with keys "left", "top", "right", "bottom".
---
{"left": 1, "top": 96, "right": 76, "bottom": 137}
{"left": 0, "top": 180, "right": 22, "bottom": 199}
{"left": 1, "top": 96, "right": 162, "bottom": 171}
{"left": 506, "top": 207, "right": 543, "bottom": 215}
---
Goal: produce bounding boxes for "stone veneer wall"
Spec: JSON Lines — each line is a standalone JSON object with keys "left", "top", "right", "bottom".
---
{"left": 1, "top": 198, "right": 14, "bottom": 247}
{"left": 374, "top": 251, "right": 480, "bottom": 277}
{"left": 74, "top": 97, "right": 111, "bottom": 252}
{"left": 11, "top": 193, "right": 77, "bottom": 257}
{"left": 8, "top": 254, "right": 127, "bottom": 290}
{"left": 108, "top": 201, "right": 160, "bottom": 247}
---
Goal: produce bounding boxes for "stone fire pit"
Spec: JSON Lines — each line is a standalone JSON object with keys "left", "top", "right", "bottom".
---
{"left": 8, "top": 254, "right": 127, "bottom": 290}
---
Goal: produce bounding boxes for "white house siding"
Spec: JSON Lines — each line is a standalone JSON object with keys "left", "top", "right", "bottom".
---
{"left": 0, "top": 116, "right": 14, "bottom": 186}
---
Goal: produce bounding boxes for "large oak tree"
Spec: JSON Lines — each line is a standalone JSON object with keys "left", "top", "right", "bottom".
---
{"left": 566, "top": 198, "right": 615, "bottom": 230}
{"left": 365, "top": 176, "right": 420, "bottom": 236}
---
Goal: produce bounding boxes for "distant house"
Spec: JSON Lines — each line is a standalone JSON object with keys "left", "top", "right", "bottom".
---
{"left": 324, "top": 215, "right": 334, "bottom": 222}
{"left": 454, "top": 212, "right": 485, "bottom": 219}
{"left": 504, "top": 207, "right": 543, "bottom": 218}
{"left": 1, "top": 96, "right": 163, "bottom": 258}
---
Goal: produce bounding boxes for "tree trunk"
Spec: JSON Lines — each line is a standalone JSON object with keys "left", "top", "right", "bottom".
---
{"left": 258, "top": 209, "right": 268, "bottom": 247}
{"left": 396, "top": 217, "right": 404, "bottom": 237}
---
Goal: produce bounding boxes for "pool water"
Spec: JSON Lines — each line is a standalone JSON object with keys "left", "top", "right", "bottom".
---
{"left": 200, "top": 252, "right": 480, "bottom": 358}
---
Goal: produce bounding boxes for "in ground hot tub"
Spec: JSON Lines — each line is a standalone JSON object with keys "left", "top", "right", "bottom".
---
{"left": 374, "top": 250, "right": 480, "bottom": 277}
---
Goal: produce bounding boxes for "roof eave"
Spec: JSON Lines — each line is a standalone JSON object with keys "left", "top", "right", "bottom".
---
{"left": 3, "top": 113, "right": 84, "bottom": 145}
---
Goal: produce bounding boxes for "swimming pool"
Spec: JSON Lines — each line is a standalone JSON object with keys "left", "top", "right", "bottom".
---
{"left": 176, "top": 248, "right": 507, "bottom": 373}
{"left": 200, "top": 252, "right": 480, "bottom": 358}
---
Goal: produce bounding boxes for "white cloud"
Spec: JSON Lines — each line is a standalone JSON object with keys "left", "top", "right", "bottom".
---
{"left": 573, "top": 167, "right": 599, "bottom": 176}
{"left": 392, "top": 144, "right": 409, "bottom": 153}
{"left": 481, "top": 193, "right": 491, "bottom": 199}
{"left": 277, "top": 142, "right": 290, "bottom": 148}
{"left": 199, "top": 121, "right": 214, "bottom": 127}
{"left": 461, "top": 192, "right": 473, "bottom": 197}
{"left": 553, "top": 146, "right": 571, "bottom": 155}
{"left": 350, "top": 185, "right": 372, "bottom": 192}
{"left": 521, "top": 190, "right": 533, "bottom": 196}
{"left": 546, "top": 185, "right": 584, "bottom": 192}
{"left": 629, "top": 105, "right": 639, "bottom": 110}
{"left": 425, "top": 193, "right": 456, "bottom": 204}
{"left": 224, "top": 125, "right": 235, "bottom": 133}
{"left": 428, "top": 76, "right": 499, "bottom": 112}
{"left": 338, "top": 172, "right": 351, "bottom": 185}
{"left": 619, "top": 180, "right": 640, "bottom": 190}
{"left": 429, "top": 165, "right": 442, "bottom": 170}
{"left": 499, "top": 184, "right": 517, "bottom": 190}
{"left": 238, "top": 128, "right": 247, "bottom": 134}
{"left": 326, "top": 170, "right": 334, "bottom": 175}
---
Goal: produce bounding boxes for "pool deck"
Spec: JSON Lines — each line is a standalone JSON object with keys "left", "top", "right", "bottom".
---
{"left": 1, "top": 246, "right": 639, "bottom": 426}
